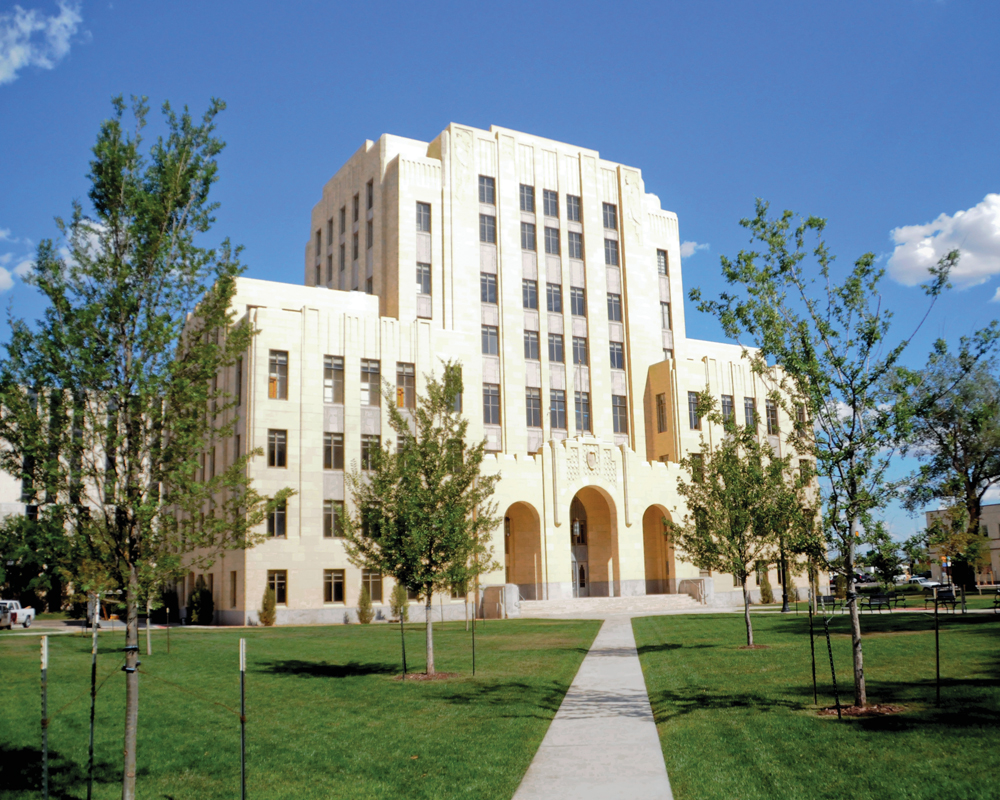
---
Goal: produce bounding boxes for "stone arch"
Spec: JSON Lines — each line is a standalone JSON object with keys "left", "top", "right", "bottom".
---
{"left": 570, "top": 486, "right": 619, "bottom": 597}
{"left": 643, "top": 505, "right": 676, "bottom": 595}
{"left": 503, "top": 501, "right": 543, "bottom": 600}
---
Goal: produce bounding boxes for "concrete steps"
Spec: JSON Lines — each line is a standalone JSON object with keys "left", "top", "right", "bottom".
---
{"left": 520, "top": 593, "right": 702, "bottom": 618}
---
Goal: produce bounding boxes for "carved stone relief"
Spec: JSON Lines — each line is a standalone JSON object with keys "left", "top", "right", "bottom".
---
{"left": 622, "top": 170, "right": 643, "bottom": 246}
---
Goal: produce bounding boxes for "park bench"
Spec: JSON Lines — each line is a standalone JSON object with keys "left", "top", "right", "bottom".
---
{"left": 860, "top": 594, "right": 892, "bottom": 614}
{"left": 888, "top": 591, "right": 907, "bottom": 609}
{"left": 992, "top": 590, "right": 1000, "bottom": 614}
{"left": 923, "top": 587, "right": 957, "bottom": 612}
{"left": 817, "top": 595, "right": 842, "bottom": 614}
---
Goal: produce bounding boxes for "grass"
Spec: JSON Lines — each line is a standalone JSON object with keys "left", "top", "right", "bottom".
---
{"left": 634, "top": 612, "right": 1000, "bottom": 800}
{"left": 0, "top": 618, "right": 599, "bottom": 799}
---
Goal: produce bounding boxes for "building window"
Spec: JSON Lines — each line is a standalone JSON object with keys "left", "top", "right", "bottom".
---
{"left": 324, "top": 355, "right": 344, "bottom": 404}
{"left": 396, "top": 363, "right": 415, "bottom": 408}
{"left": 314, "top": 262, "right": 321, "bottom": 285}
{"left": 340, "top": 244, "right": 345, "bottom": 272}
{"left": 414, "top": 201, "right": 432, "bottom": 232}
{"left": 479, "top": 175, "right": 495, "bottom": 205}
{"left": 481, "top": 325, "right": 499, "bottom": 355}
{"left": 796, "top": 403, "right": 807, "bottom": 425}
{"left": 352, "top": 232, "right": 359, "bottom": 260}
{"left": 799, "top": 459, "right": 813, "bottom": 481}
{"left": 575, "top": 391, "right": 591, "bottom": 432}
{"left": 570, "top": 287, "right": 586, "bottom": 317}
{"left": 543, "top": 189, "right": 559, "bottom": 217}
{"left": 656, "top": 393, "right": 667, "bottom": 433}
{"left": 526, "top": 388, "right": 542, "bottom": 427}
{"left": 519, "top": 184, "right": 535, "bottom": 212}
{"left": 567, "top": 194, "right": 581, "bottom": 222}
{"left": 324, "top": 432, "right": 344, "bottom": 470}
{"left": 661, "top": 302, "right": 672, "bottom": 330}
{"left": 568, "top": 231, "right": 583, "bottom": 259}
{"left": 479, "top": 214, "right": 496, "bottom": 244}
{"left": 268, "top": 350, "right": 288, "bottom": 399}
{"left": 324, "top": 569, "right": 345, "bottom": 602}
{"left": 603, "top": 202, "right": 618, "bottom": 230}
{"left": 744, "top": 398, "right": 757, "bottom": 430}
{"left": 267, "top": 429, "right": 287, "bottom": 468}
{"left": 688, "top": 392, "right": 702, "bottom": 431}
{"left": 612, "top": 395, "right": 628, "bottom": 434}
{"left": 267, "top": 570, "right": 287, "bottom": 603}
{"left": 234, "top": 434, "right": 241, "bottom": 463}
{"left": 235, "top": 357, "right": 243, "bottom": 406}
{"left": 522, "top": 279, "right": 538, "bottom": 310}
{"left": 267, "top": 503, "right": 286, "bottom": 539}
{"left": 657, "top": 249, "right": 668, "bottom": 276}
{"left": 610, "top": 342, "right": 625, "bottom": 369}
{"left": 483, "top": 384, "right": 501, "bottom": 424}
{"left": 604, "top": 238, "right": 619, "bottom": 266}
{"left": 315, "top": 229, "right": 322, "bottom": 262}
{"left": 521, "top": 222, "right": 536, "bottom": 251}
{"left": 572, "top": 336, "right": 588, "bottom": 366}
{"left": 480, "top": 273, "right": 498, "bottom": 304}
{"left": 721, "top": 395, "right": 735, "bottom": 426}
{"left": 326, "top": 255, "right": 333, "bottom": 283}
{"left": 353, "top": 193, "right": 359, "bottom": 222}
{"left": 548, "top": 333, "right": 564, "bottom": 363}
{"left": 340, "top": 206, "right": 346, "bottom": 234}
{"left": 550, "top": 389, "right": 567, "bottom": 429}
{"left": 362, "top": 570, "right": 383, "bottom": 603}
{"left": 546, "top": 283, "right": 562, "bottom": 313}
{"left": 361, "top": 360, "right": 381, "bottom": 407}
{"left": 365, "top": 277, "right": 373, "bottom": 294}
{"left": 324, "top": 500, "right": 345, "bottom": 539}
{"left": 544, "top": 227, "right": 560, "bottom": 255}
{"left": 607, "top": 293, "right": 622, "bottom": 322}
{"left": 766, "top": 399, "right": 779, "bottom": 435}
{"left": 417, "top": 263, "right": 431, "bottom": 294}
{"left": 230, "top": 571, "right": 237, "bottom": 608}
{"left": 366, "top": 179, "right": 374, "bottom": 210}
{"left": 524, "top": 331, "right": 540, "bottom": 360}
{"left": 366, "top": 220, "right": 373, "bottom": 249}
{"left": 361, "top": 434, "right": 380, "bottom": 470}
{"left": 691, "top": 453, "right": 705, "bottom": 483}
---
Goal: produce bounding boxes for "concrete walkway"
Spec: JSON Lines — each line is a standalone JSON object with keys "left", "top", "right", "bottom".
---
{"left": 512, "top": 615, "right": 673, "bottom": 800}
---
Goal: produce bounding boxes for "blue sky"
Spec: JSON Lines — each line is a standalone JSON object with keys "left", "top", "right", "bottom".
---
{"left": 1, "top": 0, "right": 999, "bottom": 540}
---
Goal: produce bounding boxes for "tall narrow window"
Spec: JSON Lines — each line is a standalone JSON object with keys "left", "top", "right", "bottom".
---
{"left": 526, "top": 388, "right": 542, "bottom": 427}
{"left": 397, "top": 363, "right": 415, "bottom": 408}
{"left": 521, "top": 222, "right": 536, "bottom": 251}
{"left": 267, "top": 504, "right": 286, "bottom": 539}
{"left": 796, "top": 403, "right": 807, "bottom": 425}
{"left": 524, "top": 331, "right": 540, "bottom": 360}
{"left": 575, "top": 391, "right": 591, "bottom": 432}
{"left": 323, "top": 432, "right": 344, "bottom": 470}
{"left": 607, "top": 293, "right": 622, "bottom": 322}
{"left": 688, "top": 392, "right": 702, "bottom": 431}
{"left": 546, "top": 283, "right": 562, "bottom": 313}
{"left": 657, "top": 249, "right": 668, "bottom": 276}
{"left": 572, "top": 337, "right": 588, "bottom": 366}
{"left": 544, "top": 227, "right": 560, "bottom": 255}
{"left": 479, "top": 175, "right": 495, "bottom": 205}
{"left": 360, "top": 360, "right": 380, "bottom": 407}
{"left": 340, "top": 206, "right": 346, "bottom": 234}
{"left": 568, "top": 231, "right": 583, "bottom": 259}
{"left": 566, "top": 194, "right": 581, "bottom": 222}
{"left": 656, "top": 393, "right": 667, "bottom": 433}
{"left": 366, "top": 179, "right": 374, "bottom": 210}
{"left": 235, "top": 357, "right": 243, "bottom": 406}
{"left": 548, "top": 333, "right": 564, "bottom": 363}
{"left": 416, "top": 263, "right": 431, "bottom": 294}
{"left": 267, "top": 430, "right": 287, "bottom": 468}
{"left": 483, "top": 384, "right": 501, "bottom": 424}
{"left": 267, "top": 569, "right": 287, "bottom": 602}
{"left": 480, "top": 273, "right": 497, "bottom": 303}
{"left": 362, "top": 570, "right": 383, "bottom": 602}
{"left": 550, "top": 390, "right": 566, "bottom": 429}
{"left": 766, "top": 399, "right": 779, "bottom": 435}
{"left": 361, "top": 434, "right": 380, "bottom": 470}
{"left": 326, "top": 255, "right": 333, "bottom": 283}
{"left": 230, "top": 571, "right": 237, "bottom": 608}
{"left": 543, "top": 190, "right": 559, "bottom": 217}
{"left": 324, "top": 500, "right": 345, "bottom": 538}
{"left": 604, "top": 238, "right": 619, "bottom": 266}
{"left": 609, "top": 342, "right": 625, "bottom": 369}
{"left": 570, "top": 287, "right": 586, "bottom": 317}
{"left": 522, "top": 279, "right": 538, "bottom": 309}
{"left": 612, "top": 395, "right": 628, "bottom": 434}
{"left": 602, "top": 203, "right": 618, "bottom": 230}
{"left": 315, "top": 262, "right": 321, "bottom": 285}
{"left": 339, "top": 244, "right": 345, "bottom": 272}
{"left": 661, "top": 302, "right": 672, "bottom": 330}
{"left": 721, "top": 395, "right": 735, "bottom": 426}
{"left": 324, "top": 569, "right": 345, "bottom": 602}
{"left": 479, "top": 214, "right": 496, "bottom": 244}
{"left": 519, "top": 184, "right": 535, "bottom": 212}
{"left": 315, "top": 230, "right": 321, "bottom": 260}
{"left": 324, "top": 356, "right": 344, "bottom": 403}
{"left": 744, "top": 397, "right": 757, "bottom": 430}
{"left": 416, "top": 202, "right": 431, "bottom": 232}
{"left": 353, "top": 193, "right": 359, "bottom": 222}
{"left": 481, "top": 325, "right": 499, "bottom": 355}
{"left": 366, "top": 220, "right": 373, "bottom": 249}
{"left": 268, "top": 350, "right": 288, "bottom": 400}
{"left": 352, "top": 232, "right": 359, "bottom": 260}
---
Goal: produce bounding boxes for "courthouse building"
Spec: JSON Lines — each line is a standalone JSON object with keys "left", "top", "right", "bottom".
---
{"left": 194, "top": 124, "right": 817, "bottom": 625}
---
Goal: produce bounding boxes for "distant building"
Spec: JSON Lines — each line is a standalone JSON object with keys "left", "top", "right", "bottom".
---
{"left": 925, "top": 505, "right": 1000, "bottom": 585}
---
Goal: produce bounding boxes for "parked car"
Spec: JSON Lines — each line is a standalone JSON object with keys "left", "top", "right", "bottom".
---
{"left": 0, "top": 600, "right": 35, "bottom": 628}
{"left": 908, "top": 577, "right": 941, "bottom": 589}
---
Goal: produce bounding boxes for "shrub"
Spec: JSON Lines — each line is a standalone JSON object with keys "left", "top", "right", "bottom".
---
{"left": 356, "top": 585, "right": 375, "bottom": 624}
{"left": 834, "top": 573, "right": 847, "bottom": 599}
{"left": 154, "top": 588, "right": 179, "bottom": 623}
{"left": 390, "top": 583, "right": 409, "bottom": 623}
{"left": 759, "top": 567, "right": 774, "bottom": 604}
{"left": 187, "top": 576, "right": 215, "bottom": 625}
{"left": 259, "top": 586, "right": 276, "bottom": 627}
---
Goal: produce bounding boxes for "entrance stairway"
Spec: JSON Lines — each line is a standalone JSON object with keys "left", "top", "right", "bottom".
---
{"left": 519, "top": 593, "right": 702, "bottom": 618}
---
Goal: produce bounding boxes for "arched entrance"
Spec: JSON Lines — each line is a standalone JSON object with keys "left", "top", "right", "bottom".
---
{"left": 643, "top": 505, "right": 675, "bottom": 595}
{"left": 570, "top": 487, "right": 618, "bottom": 597}
{"left": 503, "top": 502, "right": 543, "bottom": 600}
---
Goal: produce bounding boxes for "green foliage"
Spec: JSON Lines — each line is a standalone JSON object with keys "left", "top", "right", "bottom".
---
{"left": 259, "top": 586, "right": 276, "bottom": 627}
{"left": 356, "top": 585, "right": 375, "bottom": 625}
{"left": 862, "top": 527, "right": 906, "bottom": 588}
{"left": 925, "top": 507, "right": 992, "bottom": 590}
{"left": 187, "top": 575, "right": 215, "bottom": 625}
{"left": 834, "top": 573, "right": 847, "bottom": 599}
{"left": 758, "top": 565, "right": 774, "bottom": 604}
{"left": 0, "top": 511, "right": 73, "bottom": 609}
{"left": 389, "top": 582, "right": 409, "bottom": 622}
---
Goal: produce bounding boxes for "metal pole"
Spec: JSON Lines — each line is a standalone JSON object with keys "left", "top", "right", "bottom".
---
{"left": 41, "top": 635, "right": 49, "bottom": 800}
{"left": 240, "top": 638, "right": 246, "bottom": 800}
{"left": 472, "top": 601, "right": 476, "bottom": 677}
{"left": 934, "top": 588, "right": 941, "bottom": 706}
{"left": 146, "top": 597, "right": 152, "bottom": 656}
{"left": 808, "top": 604, "right": 817, "bottom": 705}
{"left": 400, "top": 615, "right": 407, "bottom": 678}
{"left": 823, "top": 617, "right": 841, "bottom": 720}
{"left": 87, "top": 597, "right": 99, "bottom": 800}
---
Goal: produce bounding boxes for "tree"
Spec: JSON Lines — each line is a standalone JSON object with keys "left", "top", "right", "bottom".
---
{"left": 389, "top": 582, "right": 409, "bottom": 623}
{"left": 902, "top": 532, "right": 930, "bottom": 577}
{"left": 0, "top": 96, "right": 287, "bottom": 798}
{"left": 0, "top": 511, "right": 73, "bottom": 611}
{"left": 187, "top": 575, "right": 214, "bottom": 625}
{"left": 356, "top": 585, "right": 375, "bottom": 624}
{"left": 259, "top": 586, "right": 276, "bottom": 627}
{"left": 667, "top": 392, "right": 814, "bottom": 646}
{"left": 899, "top": 348, "right": 1000, "bottom": 588}
{"left": 343, "top": 361, "right": 500, "bottom": 675}
{"left": 692, "top": 200, "right": 957, "bottom": 706}
{"left": 861, "top": 528, "right": 905, "bottom": 587}
{"left": 925, "top": 507, "right": 991, "bottom": 588}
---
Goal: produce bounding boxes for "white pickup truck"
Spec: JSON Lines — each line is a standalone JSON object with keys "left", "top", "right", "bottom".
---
{"left": 0, "top": 600, "right": 35, "bottom": 628}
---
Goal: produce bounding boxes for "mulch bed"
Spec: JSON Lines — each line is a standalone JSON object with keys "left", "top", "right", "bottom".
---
{"left": 818, "top": 703, "right": 906, "bottom": 717}
{"left": 394, "top": 672, "right": 460, "bottom": 682}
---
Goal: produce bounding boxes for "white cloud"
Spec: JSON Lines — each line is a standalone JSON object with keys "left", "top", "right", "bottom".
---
{"left": 887, "top": 194, "right": 1000, "bottom": 288}
{"left": 0, "top": 1, "right": 82, "bottom": 86}
{"left": 13, "top": 258, "right": 33, "bottom": 278}
{"left": 680, "top": 241, "right": 710, "bottom": 258}
{"left": 0, "top": 228, "right": 13, "bottom": 242}
{"left": 0, "top": 268, "right": 14, "bottom": 292}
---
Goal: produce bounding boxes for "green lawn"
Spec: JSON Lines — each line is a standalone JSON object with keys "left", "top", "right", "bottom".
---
{"left": 634, "top": 612, "right": 1000, "bottom": 800}
{"left": 1, "top": 619, "right": 598, "bottom": 799}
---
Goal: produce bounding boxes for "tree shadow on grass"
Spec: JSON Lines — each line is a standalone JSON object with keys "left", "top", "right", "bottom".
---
{"left": 437, "top": 681, "right": 569, "bottom": 719}
{"left": 777, "top": 613, "right": 1000, "bottom": 638}
{"left": 0, "top": 744, "right": 117, "bottom": 799}
{"left": 256, "top": 659, "right": 399, "bottom": 678}
{"left": 636, "top": 642, "right": 716, "bottom": 657}
{"left": 647, "top": 688, "right": 804, "bottom": 723}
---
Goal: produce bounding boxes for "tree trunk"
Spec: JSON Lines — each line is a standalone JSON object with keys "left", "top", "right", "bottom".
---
{"left": 425, "top": 594, "right": 435, "bottom": 676}
{"left": 742, "top": 579, "right": 753, "bottom": 646}
{"left": 122, "top": 563, "right": 139, "bottom": 800}
{"left": 845, "top": 545, "right": 867, "bottom": 707}
{"left": 780, "top": 552, "right": 790, "bottom": 613}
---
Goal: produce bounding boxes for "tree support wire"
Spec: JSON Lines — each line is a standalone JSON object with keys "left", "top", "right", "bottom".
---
{"left": 823, "top": 616, "right": 842, "bottom": 720}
